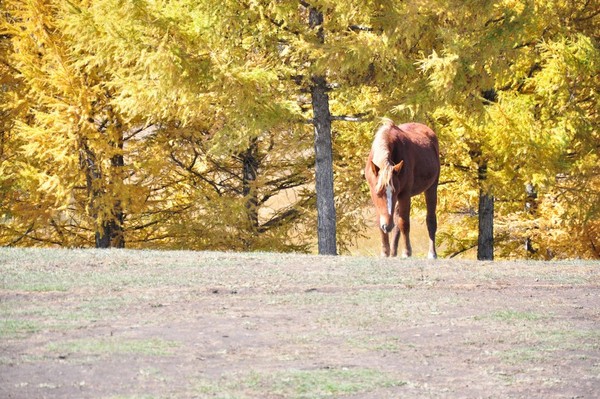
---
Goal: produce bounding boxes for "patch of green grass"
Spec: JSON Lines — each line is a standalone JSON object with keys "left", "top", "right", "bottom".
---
{"left": 0, "top": 319, "right": 41, "bottom": 338}
{"left": 1, "top": 269, "right": 70, "bottom": 292}
{"left": 105, "top": 395, "right": 162, "bottom": 399}
{"left": 108, "top": 397, "right": 156, "bottom": 399}
{"left": 486, "top": 310, "right": 544, "bottom": 322}
{"left": 542, "top": 328, "right": 600, "bottom": 351}
{"left": 195, "top": 367, "right": 406, "bottom": 398}
{"left": 46, "top": 337, "right": 179, "bottom": 357}
{"left": 501, "top": 346, "right": 545, "bottom": 364}
{"left": 269, "top": 368, "right": 405, "bottom": 397}
{"left": 63, "top": 297, "right": 131, "bottom": 323}
{"left": 2, "top": 295, "right": 133, "bottom": 336}
{"left": 499, "top": 328, "right": 600, "bottom": 365}
{"left": 347, "top": 335, "right": 406, "bottom": 353}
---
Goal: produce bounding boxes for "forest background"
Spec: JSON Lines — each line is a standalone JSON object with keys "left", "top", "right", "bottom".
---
{"left": 0, "top": 0, "right": 598, "bottom": 259}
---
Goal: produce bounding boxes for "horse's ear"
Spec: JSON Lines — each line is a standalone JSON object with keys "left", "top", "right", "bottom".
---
{"left": 370, "top": 161, "right": 379, "bottom": 177}
{"left": 393, "top": 160, "right": 404, "bottom": 174}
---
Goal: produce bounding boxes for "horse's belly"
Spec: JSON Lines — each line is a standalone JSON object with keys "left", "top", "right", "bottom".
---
{"left": 409, "top": 175, "right": 438, "bottom": 196}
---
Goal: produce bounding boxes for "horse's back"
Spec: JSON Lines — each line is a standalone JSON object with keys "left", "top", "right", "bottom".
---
{"left": 396, "top": 123, "right": 439, "bottom": 152}
{"left": 394, "top": 123, "right": 440, "bottom": 195}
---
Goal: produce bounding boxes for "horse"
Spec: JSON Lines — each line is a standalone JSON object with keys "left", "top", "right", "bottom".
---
{"left": 364, "top": 119, "right": 440, "bottom": 259}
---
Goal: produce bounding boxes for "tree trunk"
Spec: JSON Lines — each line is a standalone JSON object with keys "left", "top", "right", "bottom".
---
{"left": 108, "top": 149, "right": 125, "bottom": 248}
{"left": 241, "top": 137, "right": 260, "bottom": 250}
{"left": 478, "top": 191, "right": 494, "bottom": 260}
{"left": 79, "top": 139, "right": 107, "bottom": 248}
{"left": 524, "top": 183, "right": 537, "bottom": 256}
{"left": 307, "top": 5, "right": 337, "bottom": 255}
{"left": 311, "top": 75, "right": 337, "bottom": 255}
{"left": 477, "top": 161, "right": 494, "bottom": 260}
{"left": 96, "top": 219, "right": 123, "bottom": 248}
{"left": 80, "top": 126, "right": 125, "bottom": 249}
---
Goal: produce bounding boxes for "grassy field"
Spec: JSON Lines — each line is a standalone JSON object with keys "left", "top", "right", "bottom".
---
{"left": 1, "top": 248, "right": 599, "bottom": 398}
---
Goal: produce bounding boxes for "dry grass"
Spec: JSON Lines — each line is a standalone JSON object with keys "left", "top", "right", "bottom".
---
{"left": 1, "top": 249, "right": 599, "bottom": 398}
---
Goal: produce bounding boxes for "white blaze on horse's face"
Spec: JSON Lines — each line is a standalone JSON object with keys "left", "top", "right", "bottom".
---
{"left": 386, "top": 185, "right": 393, "bottom": 216}
{"left": 379, "top": 184, "right": 395, "bottom": 233}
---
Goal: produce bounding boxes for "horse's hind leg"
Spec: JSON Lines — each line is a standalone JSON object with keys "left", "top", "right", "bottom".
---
{"left": 425, "top": 185, "right": 438, "bottom": 259}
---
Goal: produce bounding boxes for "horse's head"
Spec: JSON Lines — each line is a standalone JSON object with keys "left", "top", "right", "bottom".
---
{"left": 366, "top": 160, "right": 404, "bottom": 233}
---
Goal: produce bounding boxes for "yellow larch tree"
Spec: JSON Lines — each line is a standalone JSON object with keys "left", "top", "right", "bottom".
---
{"left": 1, "top": 0, "right": 597, "bottom": 258}
{"left": 57, "top": 0, "right": 316, "bottom": 251}
{"left": 414, "top": 0, "right": 599, "bottom": 259}
{"left": 1, "top": 0, "right": 156, "bottom": 247}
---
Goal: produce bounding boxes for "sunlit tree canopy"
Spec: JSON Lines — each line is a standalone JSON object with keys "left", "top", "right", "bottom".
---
{"left": 1, "top": 0, "right": 598, "bottom": 258}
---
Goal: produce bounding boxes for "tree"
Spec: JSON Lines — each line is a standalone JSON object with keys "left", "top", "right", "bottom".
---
{"left": 500, "top": 32, "right": 599, "bottom": 259}
{"left": 135, "top": 122, "right": 316, "bottom": 251}
{"left": 0, "top": 29, "right": 24, "bottom": 239}
{"left": 63, "top": 0, "right": 317, "bottom": 251}
{"left": 408, "top": 0, "right": 599, "bottom": 259}
{"left": 242, "top": 0, "right": 442, "bottom": 254}
{"left": 2, "top": 0, "right": 128, "bottom": 247}
{"left": 1, "top": 0, "right": 185, "bottom": 247}
{"left": 2, "top": 0, "right": 597, "bottom": 259}
{"left": 1, "top": 0, "right": 322, "bottom": 251}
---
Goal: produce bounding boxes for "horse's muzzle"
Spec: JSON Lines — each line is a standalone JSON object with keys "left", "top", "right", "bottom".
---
{"left": 380, "top": 223, "right": 394, "bottom": 233}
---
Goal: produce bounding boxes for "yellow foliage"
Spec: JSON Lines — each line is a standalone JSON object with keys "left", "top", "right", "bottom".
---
{"left": 1, "top": 0, "right": 598, "bottom": 257}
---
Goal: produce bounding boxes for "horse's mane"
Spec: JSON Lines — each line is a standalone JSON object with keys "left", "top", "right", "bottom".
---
{"left": 372, "top": 118, "right": 395, "bottom": 194}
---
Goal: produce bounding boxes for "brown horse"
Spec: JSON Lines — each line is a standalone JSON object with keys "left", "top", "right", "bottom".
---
{"left": 365, "top": 119, "right": 440, "bottom": 258}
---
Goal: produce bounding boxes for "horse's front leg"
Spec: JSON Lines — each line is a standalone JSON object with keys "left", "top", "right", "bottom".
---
{"left": 379, "top": 229, "right": 391, "bottom": 257}
{"left": 396, "top": 196, "right": 412, "bottom": 258}
{"left": 390, "top": 226, "right": 401, "bottom": 257}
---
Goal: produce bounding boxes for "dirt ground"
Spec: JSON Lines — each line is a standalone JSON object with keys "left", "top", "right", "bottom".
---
{"left": 1, "top": 249, "right": 599, "bottom": 398}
